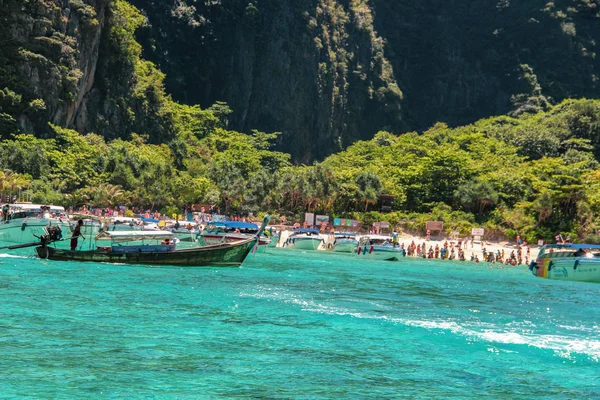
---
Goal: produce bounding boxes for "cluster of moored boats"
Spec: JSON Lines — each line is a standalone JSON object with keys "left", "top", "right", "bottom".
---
{"left": 271, "top": 229, "right": 600, "bottom": 282}
{"left": 0, "top": 203, "right": 269, "bottom": 267}
{"left": 280, "top": 229, "right": 406, "bottom": 261}
{"left": 1, "top": 202, "right": 599, "bottom": 282}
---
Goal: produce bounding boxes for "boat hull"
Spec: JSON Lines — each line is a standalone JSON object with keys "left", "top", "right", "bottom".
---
{"left": 35, "top": 238, "right": 257, "bottom": 267}
{"left": 333, "top": 240, "right": 358, "bottom": 253}
{"left": 283, "top": 237, "right": 322, "bottom": 251}
{"left": 0, "top": 219, "right": 72, "bottom": 244}
{"left": 354, "top": 244, "right": 404, "bottom": 261}
{"left": 533, "top": 257, "right": 600, "bottom": 283}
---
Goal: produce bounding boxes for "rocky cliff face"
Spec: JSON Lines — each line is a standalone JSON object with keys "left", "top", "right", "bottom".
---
{"left": 132, "top": 0, "right": 600, "bottom": 161}
{"left": 0, "top": 0, "right": 108, "bottom": 135}
{"left": 0, "top": 0, "right": 174, "bottom": 144}
{"left": 1, "top": 0, "right": 599, "bottom": 162}
{"left": 371, "top": 0, "right": 600, "bottom": 130}
{"left": 132, "top": 0, "right": 405, "bottom": 162}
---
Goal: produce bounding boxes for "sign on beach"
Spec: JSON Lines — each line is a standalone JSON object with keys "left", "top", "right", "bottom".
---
{"left": 304, "top": 213, "right": 314, "bottom": 226}
{"left": 316, "top": 215, "right": 329, "bottom": 226}
{"left": 373, "top": 222, "right": 390, "bottom": 229}
{"left": 471, "top": 228, "right": 485, "bottom": 236}
{"left": 426, "top": 221, "right": 443, "bottom": 231}
{"left": 334, "top": 218, "right": 358, "bottom": 227}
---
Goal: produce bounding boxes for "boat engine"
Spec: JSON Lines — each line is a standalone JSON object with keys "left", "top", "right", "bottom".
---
{"left": 40, "top": 225, "right": 63, "bottom": 245}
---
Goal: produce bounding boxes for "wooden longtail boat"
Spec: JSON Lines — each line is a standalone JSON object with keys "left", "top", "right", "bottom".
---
{"left": 31, "top": 216, "right": 270, "bottom": 267}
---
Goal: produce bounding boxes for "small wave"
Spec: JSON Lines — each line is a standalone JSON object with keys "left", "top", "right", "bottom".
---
{"left": 241, "top": 286, "right": 600, "bottom": 362}
{"left": 0, "top": 253, "right": 27, "bottom": 259}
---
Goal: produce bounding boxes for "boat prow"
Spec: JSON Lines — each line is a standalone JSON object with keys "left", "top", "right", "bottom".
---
{"left": 531, "top": 243, "right": 600, "bottom": 283}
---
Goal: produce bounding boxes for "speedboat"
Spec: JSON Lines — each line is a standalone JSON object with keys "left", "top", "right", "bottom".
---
{"left": 530, "top": 243, "right": 600, "bottom": 283}
{"left": 282, "top": 228, "right": 323, "bottom": 250}
{"left": 0, "top": 203, "right": 71, "bottom": 244}
{"left": 197, "top": 221, "right": 271, "bottom": 251}
{"left": 353, "top": 235, "right": 404, "bottom": 261}
{"left": 332, "top": 232, "right": 358, "bottom": 253}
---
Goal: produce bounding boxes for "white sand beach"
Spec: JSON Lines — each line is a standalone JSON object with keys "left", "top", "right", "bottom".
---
{"left": 276, "top": 227, "right": 538, "bottom": 266}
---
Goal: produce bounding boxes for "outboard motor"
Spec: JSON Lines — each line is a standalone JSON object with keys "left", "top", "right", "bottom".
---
{"left": 40, "top": 225, "right": 63, "bottom": 246}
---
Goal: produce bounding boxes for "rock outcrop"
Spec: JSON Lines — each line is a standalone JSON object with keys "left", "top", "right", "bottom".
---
{"left": 0, "top": 0, "right": 174, "bottom": 144}
{"left": 0, "top": 0, "right": 109, "bottom": 135}
{"left": 1, "top": 0, "right": 599, "bottom": 162}
{"left": 132, "top": 0, "right": 599, "bottom": 161}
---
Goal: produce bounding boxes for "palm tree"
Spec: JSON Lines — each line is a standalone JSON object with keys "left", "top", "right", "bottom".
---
{"left": 90, "top": 183, "right": 124, "bottom": 208}
{"left": 0, "top": 169, "right": 31, "bottom": 201}
{"left": 454, "top": 181, "right": 499, "bottom": 216}
{"left": 355, "top": 171, "right": 382, "bottom": 212}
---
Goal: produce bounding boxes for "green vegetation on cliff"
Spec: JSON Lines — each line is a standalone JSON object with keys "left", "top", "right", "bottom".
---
{"left": 1, "top": 0, "right": 600, "bottom": 243}
{"left": 2, "top": 98, "right": 600, "bottom": 243}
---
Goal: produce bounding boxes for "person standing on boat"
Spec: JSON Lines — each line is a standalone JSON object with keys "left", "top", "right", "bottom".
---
{"left": 71, "top": 219, "right": 85, "bottom": 251}
{"left": 1, "top": 204, "right": 8, "bottom": 222}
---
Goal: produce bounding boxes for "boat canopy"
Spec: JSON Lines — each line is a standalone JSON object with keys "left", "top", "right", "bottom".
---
{"left": 335, "top": 232, "right": 356, "bottom": 237}
{"left": 544, "top": 243, "right": 600, "bottom": 249}
{"left": 107, "top": 217, "right": 140, "bottom": 223}
{"left": 213, "top": 221, "right": 259, "bottom": 230}
{"left": 96, "top": 230, "right": 174, "bottom": 243}
{"left": 292, "top": 228, "right": 320, "bottom": 234}
{"left": 362, "top": 235, "right": 392, "bottom": 241}
{"left": 8, "top": 203, "right": 65, "bottom": 212}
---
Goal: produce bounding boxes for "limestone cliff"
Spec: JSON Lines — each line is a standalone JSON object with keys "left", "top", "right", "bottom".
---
{"left": 0, "top": 0, "right": 174, "bottom": 144}
{"left": 132, "top": 0, "right": 600, "bottom": 161}
{"left": 132, "top": 0, "right": 405, "bottom": 162}
{"left": 0, "top": 0, "right": 110, "bottom": 135}
{"left": 1, "top": 0, "right": 599, "bottom": 162}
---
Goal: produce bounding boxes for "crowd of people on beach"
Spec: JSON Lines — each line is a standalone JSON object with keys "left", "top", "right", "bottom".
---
{"left": 389, "top": 238, "right": 532, "bottom": 266}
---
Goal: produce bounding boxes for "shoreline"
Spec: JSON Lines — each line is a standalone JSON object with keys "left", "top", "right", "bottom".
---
{"left": 394, "top": 233, "right": 538, "bottom": 265}
{"left": 277, "top": 229, "right": 538, "bottom": 266}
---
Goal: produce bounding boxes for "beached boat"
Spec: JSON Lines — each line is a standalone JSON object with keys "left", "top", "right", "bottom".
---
{"left": 197, "top": 221, "right": 271, "bottom": 251}
{"left": 282, "top": 228, "right": 323, "bottom": 251}
{"left": 353, "top": 235, "right": 404, "bottom": 261}
{"left": 529, "top": 244, "right": 600, "bottom": 283}
{"left": 0, "top": 203, "right": 71, "bottom": 244}
{"left": 332, "top": 232, "right": 358, "bottom": 253}
{"left": 32, "top": 216, "right": 270, "bottom": 267}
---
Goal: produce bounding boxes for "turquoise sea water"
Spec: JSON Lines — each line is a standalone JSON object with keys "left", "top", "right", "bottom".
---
{"left": 0, "top": 246, "right": 598, "bottom": 399}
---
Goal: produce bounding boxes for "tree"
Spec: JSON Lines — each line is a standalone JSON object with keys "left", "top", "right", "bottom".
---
{"left": 454, "top": 180, "right": 499, "bottom": 217}
{"left": 355, "top": 171, "right": 382, "bottom": 212}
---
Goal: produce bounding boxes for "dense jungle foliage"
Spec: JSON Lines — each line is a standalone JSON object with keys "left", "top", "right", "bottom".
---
{"left": 1, "top": 0, "right": 600, "bottom": 243}
{"left": 2, "top": 97, "right": 600, "bottom": 243}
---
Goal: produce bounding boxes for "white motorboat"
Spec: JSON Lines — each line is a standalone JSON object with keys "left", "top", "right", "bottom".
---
{"left": 0, "top": 203, "right": 71, "bottom": 244}
{"left": 530, "top": 243, "right": 600, "bottom": 283}
{"left": 332, "top": 232, "right": 358, "bottom": 253}
{"left": 197, "top": 221, "right": 271, "bottom": 251}
{"left": 282, "top": 228, "right": 323, "bottom": 251}
{"left": 353, "top": 235, "right": 404, "bottom": 261}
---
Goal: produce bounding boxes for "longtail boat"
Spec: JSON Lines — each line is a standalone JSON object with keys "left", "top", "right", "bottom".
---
{"left": 29, "top": 216, "right": 270, "bottom": 267}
